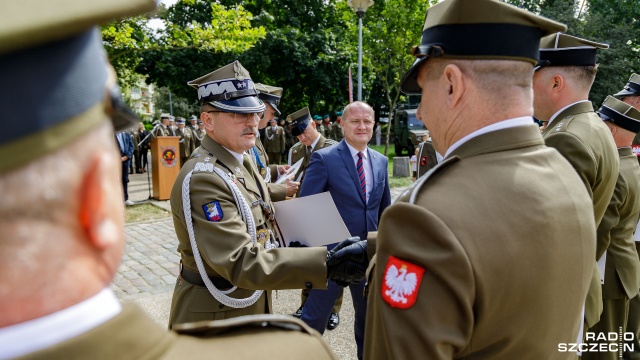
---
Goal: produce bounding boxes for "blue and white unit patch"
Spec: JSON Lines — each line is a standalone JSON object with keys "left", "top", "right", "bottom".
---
{"left": 203, "top": 201, "right": 223, "bottom": 222}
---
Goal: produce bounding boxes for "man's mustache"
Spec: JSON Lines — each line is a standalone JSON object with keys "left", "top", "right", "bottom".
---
{"left": 242, "top": 128, "right": 257, "bottom": 136}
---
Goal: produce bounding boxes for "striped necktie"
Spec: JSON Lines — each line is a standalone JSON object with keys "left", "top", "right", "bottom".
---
{"left": 357, "top": 152, "right": 366, "bottom": 201}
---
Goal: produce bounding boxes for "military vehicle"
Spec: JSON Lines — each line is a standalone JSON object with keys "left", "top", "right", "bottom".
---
{"left": 392, "top": 104, "right": 428, "bottom": 155}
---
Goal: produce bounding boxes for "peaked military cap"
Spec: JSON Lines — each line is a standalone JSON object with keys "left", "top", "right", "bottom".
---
{"left": 255, "top": 83, "right": 283, "bottom": 116}
{"left": 614, "top": 73, "right": 640, "bottom": 99}
{"left": 598, "top": 96, "right": 640, "bottom": 133}
{"left": 288, "top": 107, "right": 312, "bottom": 137}
{"left": 537, "top": 33, "right": 609, "bottom": 70}
{"left": 400, "top": 0, "right": 566, "bottom": 94}
{"left": 188, "top": 60, "right": 265, "bottom": 114}
{"left": 0, "top": 0, "right": 155, "bottom": 174}
{"left": 176, "top": 117, "right": 186, "bottom": 124}
{"left": 190, "top": 115, "right": 198, "bottom": 121}
{"left": 160, "top": 113, "right": 171, "bottom": 119}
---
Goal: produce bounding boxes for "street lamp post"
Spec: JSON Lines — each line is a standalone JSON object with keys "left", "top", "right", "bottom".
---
{"left": 347, "top": 0, "right": 373, "bottom": 102}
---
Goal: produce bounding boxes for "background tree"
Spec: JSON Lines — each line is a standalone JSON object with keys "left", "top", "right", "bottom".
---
{"left": 363, "top": 0, "right": 436, "bottom": 155}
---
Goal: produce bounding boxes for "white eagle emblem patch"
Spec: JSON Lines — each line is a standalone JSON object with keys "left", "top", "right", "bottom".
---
{"left": 382, "top": 256, "right": 424, "bottom": 309}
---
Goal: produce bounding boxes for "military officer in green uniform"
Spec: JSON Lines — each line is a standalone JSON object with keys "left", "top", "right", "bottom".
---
{"left": 581, "top": 96, "right": 640, "bottom": 360}
{"left": 342, "top": 0, "right": 600, "bottom": 358}
{"left": 287, "top": 107, "right": 338, "bottom": 197}
{"left": 176, "top": 117, "right": 195, "bottom": 168}
{"left": 416, "top": 132, "right": 439, "bottom": 179}
{"left": 313, "top": 115, "right": 327, "bottom": 138}
{"left": 322, "top": 114, "right": 333, "bottom": 140}
{"left": 253, "top": 82, "right": 299, "bottom": 201}
{"left": 534, "top": 33, "right": 617, "bottom": 335}
{"left": 168, "top": 62, "right": 361, "bottom": 328}
{"left": 614, "top": 73, "right": 640, "bottom": 360}
{"left": 333, "top": 111, "right": 345, "bottom": 142}
{"left": 0, "top": 1, "right": 337, "bottom": 359}
{"left": 194, "top": 120, "right": 206, "bottom": 148}
{"left": 153, "top": 113, "right": 176, "bottom": 138}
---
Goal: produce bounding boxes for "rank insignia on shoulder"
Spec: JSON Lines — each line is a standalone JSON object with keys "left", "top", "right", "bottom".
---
{"left": 382, "top": 255, "right": 424, "bottom": 309}
{"left": 203, "top": 201, "right": 223, "bottom": 222}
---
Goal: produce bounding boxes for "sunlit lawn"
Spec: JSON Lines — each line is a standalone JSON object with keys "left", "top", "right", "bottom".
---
{"left": 125, "top": 203, "right": 171, "bottom": 223}
{"left": 369, "top": 144, "right": 413, "bottom": 188}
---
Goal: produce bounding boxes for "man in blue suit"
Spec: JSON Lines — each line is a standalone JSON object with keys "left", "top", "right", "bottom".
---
{"left": 299, "top": 101, "right": 391, "bottom": 359}
{"left": 115, "top": 131, "right": 134, "bottom": 206}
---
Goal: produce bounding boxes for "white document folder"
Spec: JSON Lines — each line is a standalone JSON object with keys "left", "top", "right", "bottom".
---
{"left": 273, "top": 192, "right": 351, "bottom": 247}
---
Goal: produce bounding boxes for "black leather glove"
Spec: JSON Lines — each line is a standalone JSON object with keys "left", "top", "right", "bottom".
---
{"left": 326, "top": 237, "right": 368, "bottom": 286}
{"left": 288, "top": 241, "right": 308, "bottom": 248}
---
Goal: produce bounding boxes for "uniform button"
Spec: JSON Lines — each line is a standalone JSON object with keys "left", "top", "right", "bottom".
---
{"left": 305, "top": 282, "right": 313, "bottom": 290}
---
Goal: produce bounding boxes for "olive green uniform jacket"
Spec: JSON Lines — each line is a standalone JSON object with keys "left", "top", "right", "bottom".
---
{"left": 287, "top": 134, "right": 337, "bottom": 197}
{"left": 542, "top": 101, "right": 619, "bottom": 328}
{"left": 18, "top": 305, "right": 336, "bottom": 360}
{"left": 254, "top": 137, "right": 286, "bottom": 201}
{"left": 177, "top": 127, "right": 196, "bottom": 161}
{"left": 194, "top": 128, "right": 206, "bottom": 148}
{"left": 365, "top": 125, "right": 596, "bottom": 360}
{"left": 169, "top": 136, "right": 327, "bottom": 327}
{"left": 333, "top": 122, "right": 344, "bottom": 142}
{"left": 597, "top": 147, "right": 640, "bottom": 300}
{"left": 416, "top": 140, "right": 438, "bottom": 179}
{"left": 264, "top": 126, "right": 286, "bottom": 154}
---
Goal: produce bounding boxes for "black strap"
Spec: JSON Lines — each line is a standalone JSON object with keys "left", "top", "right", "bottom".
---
{"left": 181, "top": 266, "right": 233, "bottom": 289}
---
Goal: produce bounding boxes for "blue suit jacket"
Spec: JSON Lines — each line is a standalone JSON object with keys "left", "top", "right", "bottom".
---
{"left": 117, "top": 132, "right": 134, "bottom": 160}
{"left": 300, "top": 140, "right": 391, "bottom": 241}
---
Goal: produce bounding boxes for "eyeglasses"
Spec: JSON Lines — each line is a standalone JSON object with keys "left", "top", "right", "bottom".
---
{"left": 207, "top": 111, "right": 264, "bottom": 124}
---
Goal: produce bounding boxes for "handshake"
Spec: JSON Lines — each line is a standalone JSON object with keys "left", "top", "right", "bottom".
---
{"left": 289, "top": 237, "right": 369, "bottom": 286}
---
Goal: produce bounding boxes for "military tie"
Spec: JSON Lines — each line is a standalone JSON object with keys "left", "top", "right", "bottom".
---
{"left": 357, "top": 152, "right": 366, "bottom": 202}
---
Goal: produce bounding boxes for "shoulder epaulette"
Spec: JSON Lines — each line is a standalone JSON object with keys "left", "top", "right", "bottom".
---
{"left": 550, "top": 115, "right": 576, "bottom": 134}
{"left": 407, "top": 155, "right": 460, "bottom": 204}
{"left": 173, "top": 314, "right": 315, "bottom": 336}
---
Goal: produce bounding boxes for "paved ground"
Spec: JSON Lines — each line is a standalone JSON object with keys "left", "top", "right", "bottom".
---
{"left": 111, "top": 160, "right": 408, "bottom": 359}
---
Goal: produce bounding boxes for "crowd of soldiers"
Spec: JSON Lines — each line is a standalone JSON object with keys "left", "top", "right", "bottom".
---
{"left": 4, "top": 0, "right": 640, "bottom": 359}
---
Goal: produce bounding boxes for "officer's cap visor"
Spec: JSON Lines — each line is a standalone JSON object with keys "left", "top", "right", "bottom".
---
{"left": 265, "top": 101, "right": 281, "bottom": 116}
{"left": 208, "top": 96, "right": 266, "bottom": 114}
{"left": 107, "top": 85, "right": 140, "bottom": 131}
{"left": 613, "top": 89, "right": 639, "bottom": 99}
{"left": 400, "top": 46, "right": 444, "bottom": 95}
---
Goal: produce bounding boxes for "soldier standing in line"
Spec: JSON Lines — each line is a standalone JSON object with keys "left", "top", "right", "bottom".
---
{"left": 613, "top": 73, "right": 640, "bottom": 360}
{"left": 0, "top": 1, "right": 337, "bottom": 358}
{"left": 168, "top": 61, "right": 362, "bottom": 327}
{"left": 534, "top": 33, "right": 617, "bottom": 337}
{"left": 322, "top": 114, "right": 333, "bottom": 140}
{"left": 333, "top": 111, "right": 345, "bottom": 142}
{"left": 194, "top": 120, "right": 206, "bottom": 148}
{"left": 189, "top": 114, "right": 199, "bottom": 133}
{"left": 264, "top": 118, "right": 286, "bottom": 165}
{"left": 313, "top": 115, "right": 326, "bottom": 138}
{"left": 176, "top": 117, "right": 195, "bottom": 168}
{"left": 345, "top": 0, "right": 599, "bottom": 358}
{"left": 583, "top": 96, "right": 640, "bottom": 360}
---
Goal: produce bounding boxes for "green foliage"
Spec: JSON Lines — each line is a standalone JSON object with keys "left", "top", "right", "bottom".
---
{"left": 152, "top": 86, "right": 199, "bottom": 120}
{"left": 363, "top": 0, "right": 436, "bottom": 156}
{"left": 103, "top": 1, "right": 265, "bottom": 95}
{"left": 505, "top": 0, "right": 640, "bottom": 106}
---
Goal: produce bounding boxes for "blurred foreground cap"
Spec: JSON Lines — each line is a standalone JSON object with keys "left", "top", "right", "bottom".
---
{"left": 400, "top": 0, "right": 566, "bottom": 94}
{"left": 188, "top": 60, "right": 266, "bottom": 114}
{"left": 0, "top": 0, "right": 156, "bottom": 174}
